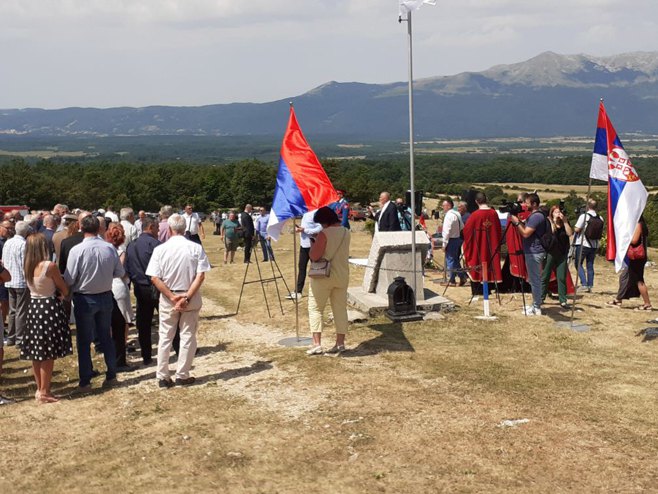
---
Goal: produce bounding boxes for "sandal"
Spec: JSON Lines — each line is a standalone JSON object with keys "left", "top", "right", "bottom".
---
{"left": 605, "top": 299, "right": 622, "bottom": 307}
{"left": 634, "top": 305, "right": 653, "bottom": 311}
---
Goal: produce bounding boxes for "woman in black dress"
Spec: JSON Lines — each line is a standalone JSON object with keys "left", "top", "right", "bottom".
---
{"left": 607, "top": 216, "right": 652, "bottom": 310}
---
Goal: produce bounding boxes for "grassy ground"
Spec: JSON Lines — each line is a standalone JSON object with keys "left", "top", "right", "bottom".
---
{"left": 1, "top": 220, "right": 657, "bottom": 493}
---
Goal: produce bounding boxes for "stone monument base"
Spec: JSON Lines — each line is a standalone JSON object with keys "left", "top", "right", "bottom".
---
{"left": 347, "top": 286, "right": 455, "bottom": 318}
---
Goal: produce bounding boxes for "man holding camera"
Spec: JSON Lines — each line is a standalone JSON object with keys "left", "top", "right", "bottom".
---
{"left": 574, "top": 199, "right": 603, "bottom": 293}
{"left": 509, "top": 193, "right": 546, "bottom": 316}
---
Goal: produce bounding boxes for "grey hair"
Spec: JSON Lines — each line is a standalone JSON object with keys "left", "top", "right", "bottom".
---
{"left": 119, "top": 207, "right": 134, "bottom": 221}
{"left": 160, "top": 205, "right": 174, "bottom": 219}
{"left": 15, "top": 221, "right": 32, "bottom": 237}
{"left": 168, "top": 213, "right": 186, "bottom": 234}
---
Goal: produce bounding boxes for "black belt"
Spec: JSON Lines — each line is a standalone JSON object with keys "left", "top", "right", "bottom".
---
{"left": 73, "top": 291, "right": 112, "bottom": 296}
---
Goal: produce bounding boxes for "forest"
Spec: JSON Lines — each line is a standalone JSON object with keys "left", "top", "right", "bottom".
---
{"left": 2, "top": 153, "right": 658, "bottom": 243}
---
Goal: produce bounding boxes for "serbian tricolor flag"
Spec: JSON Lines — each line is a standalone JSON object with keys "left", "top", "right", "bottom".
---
{"left": 267, "top": 106, "right": 338, "bottom": 240}
{"left": 590, "top": 101, "right": 648, "bottom": 272}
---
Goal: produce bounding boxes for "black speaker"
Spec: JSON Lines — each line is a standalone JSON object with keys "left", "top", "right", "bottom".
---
{"left": 405, "top": 190, "right": 423, "bottom": 217}
{"left": 462, "top": 189, "right": 478, "bottom": 213}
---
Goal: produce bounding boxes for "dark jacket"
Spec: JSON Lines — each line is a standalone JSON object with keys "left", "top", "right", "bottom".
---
{"left": 239, "top": 211, "right": 255, "bottom": 238}
{"left": 376, "top": 203, "right": 402, "bottom": 232}
{"left": 58, "top": 232, "right": 84, "bottom": 274}
{"left": 125, "top": 232, "right": 161, "bottom": 286}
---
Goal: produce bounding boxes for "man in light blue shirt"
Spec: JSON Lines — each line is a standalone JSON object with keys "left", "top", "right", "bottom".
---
{"left": 65, "top": 215, "right": 124, "bottom": 390}
{"left": 287, "top": 210, "right": 323, "bottom": 300}
{"left": 255, "top": 207, "right": 274, "bottom": 262}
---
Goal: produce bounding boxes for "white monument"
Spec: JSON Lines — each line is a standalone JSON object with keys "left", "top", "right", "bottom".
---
{"left": 348, "top": 231, "right": 454, "bottom": 317}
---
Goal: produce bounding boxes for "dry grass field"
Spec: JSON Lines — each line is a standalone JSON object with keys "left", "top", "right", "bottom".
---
{"left": 1, "top": 220, "right": 657, "bottom": 493}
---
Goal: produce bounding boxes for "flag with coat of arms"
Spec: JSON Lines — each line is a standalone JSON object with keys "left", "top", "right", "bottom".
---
{"left": 590, "top": 101, "right": 648, "bottom": 272}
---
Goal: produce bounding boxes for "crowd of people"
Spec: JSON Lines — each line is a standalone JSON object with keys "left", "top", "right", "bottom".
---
{"left": 0, "top": 188, "right": 651, "bottom": 401}
{"left": 433, "top": 191, "right": 651, "bottom": 317}
{"left": 0, "top": 204, "right": 211, "bottom": 401}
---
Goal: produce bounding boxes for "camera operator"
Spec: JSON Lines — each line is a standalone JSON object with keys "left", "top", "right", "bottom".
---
{"left": 573, "top": 199, "right": 603, "bottom": 293}
{"left": 509, "top": 193, "right": 547, "bottom": 316}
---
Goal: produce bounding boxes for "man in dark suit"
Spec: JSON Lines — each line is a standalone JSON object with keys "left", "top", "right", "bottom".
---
{"left": 58, "top": 211, "right": 90, "bottom": 274}
{"left": 369, "top": 192, "right": 402, "bottom": 232}
{"left": 239, "top": 204, "right": 255, "bottom": 263}
{"left": 125, "top": 217, "right": 161, "bottom": 366}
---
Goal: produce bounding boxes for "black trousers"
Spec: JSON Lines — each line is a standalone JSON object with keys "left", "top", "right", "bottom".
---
{"left": 111, "top": 299, "right": 127, "bottom": 366}
{"left": 296, "top": 247, "right": 311, "bottom": 293}
{"left": 134, "top": 283, "right": 158, "bottom": 363}
{"left": 243, "top": 235, "right": 253, "bottom": 263}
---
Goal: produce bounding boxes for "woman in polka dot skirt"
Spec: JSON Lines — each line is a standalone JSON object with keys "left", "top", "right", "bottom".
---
{"left": 22, "top": 233, "right": 73, "bottom": 403}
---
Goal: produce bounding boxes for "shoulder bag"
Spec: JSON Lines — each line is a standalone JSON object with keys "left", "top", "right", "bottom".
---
{"left": 309, "top": 229, "right": 347, "bottom": 278}
{"left": 627, "top": 236, "right": 646, "bottom": 261}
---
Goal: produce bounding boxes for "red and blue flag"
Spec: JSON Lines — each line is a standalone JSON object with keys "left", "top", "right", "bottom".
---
{"left": 590, "top": 101, "right": 648, "bottom": 271}
{"left": 267, "top": 106, "right": 338, "bottom": 240}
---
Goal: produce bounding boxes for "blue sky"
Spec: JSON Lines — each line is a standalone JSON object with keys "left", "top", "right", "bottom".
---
{"left": 1, "top": 0, "right": 656, "bottom": 108}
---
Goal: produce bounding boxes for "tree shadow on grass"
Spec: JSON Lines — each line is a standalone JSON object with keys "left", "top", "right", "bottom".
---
{"left": 343, "top": 322, "right": 415, "bottom": 357}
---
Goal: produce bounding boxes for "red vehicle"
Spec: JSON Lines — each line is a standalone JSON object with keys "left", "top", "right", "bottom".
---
{"left": 348, "top": 207, "right": 367, "bottom": 221}
{"left": 0, "top": 205, "right": 29, "bottom": 218}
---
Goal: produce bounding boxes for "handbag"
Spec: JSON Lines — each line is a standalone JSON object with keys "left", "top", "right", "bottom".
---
{"left": 308, "top": 229, "right": 347, "bottom": 279}
{"left": 627, "top": 238, "right": 646, "bottom": 261}
{"left": 309, "top": 259, "right": 331, "bottom": 278}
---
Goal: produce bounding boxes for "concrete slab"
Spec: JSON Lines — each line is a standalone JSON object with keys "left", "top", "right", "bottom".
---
{"left": 347, "top": 286, "right": 455, "bottom": 318}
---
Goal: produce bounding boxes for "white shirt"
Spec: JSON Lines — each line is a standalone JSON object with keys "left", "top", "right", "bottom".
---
{"left": 183, "top": 212, "right": 201, "bottom": 235}
{"left": 146, "top": 235, "right": 211, "bottom": 292}
{"left": 121, "top": 220, "right": 139, "bottom": 246}
{"left": 441, "top": 209, "right": 463, "bottom": 247}
{"left": 574, "top": 210, "right": 600, "bottom": 249}
{"left": 300, "top": 210, "right": 323, "bottom": 248}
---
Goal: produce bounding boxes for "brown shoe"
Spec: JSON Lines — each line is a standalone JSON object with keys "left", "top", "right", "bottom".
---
{"left": 458, "top": 278, "right": 468, "bottom": 287}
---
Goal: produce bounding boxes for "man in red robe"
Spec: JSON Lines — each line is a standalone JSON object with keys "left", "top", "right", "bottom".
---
{"left": 463, "top": 192, "right": 503, "bottom": 283}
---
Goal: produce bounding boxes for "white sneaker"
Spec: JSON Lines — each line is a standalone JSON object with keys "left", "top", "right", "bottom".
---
{"left": 286, "top": 292, "right": 302, "bottom": 300}
{"left": 521, "top": 306, "right": 542, "bottom": 316}
{"left": 306, "top": 345, "right": 323, "bottom": 355}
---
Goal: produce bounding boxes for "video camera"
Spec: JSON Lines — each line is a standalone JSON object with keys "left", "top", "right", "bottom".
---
{"left": 498, "top": 200, "right": 523, "bottom": 216}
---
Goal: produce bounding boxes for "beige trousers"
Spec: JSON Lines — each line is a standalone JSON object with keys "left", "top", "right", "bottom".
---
{"left": 156, "top": 297, "right": 200, "bottom": 381}
{"left": 308, "top": 281, "right": 348, "bottom": 335}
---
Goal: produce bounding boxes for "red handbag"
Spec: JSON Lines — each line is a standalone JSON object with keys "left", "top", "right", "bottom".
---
{"left": 627, "top": 240, "right": 646, "bottom": 261}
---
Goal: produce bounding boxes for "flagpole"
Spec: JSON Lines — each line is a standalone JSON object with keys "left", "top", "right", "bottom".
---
{"left": 402, "top": 10, "right": 418, "bottom": 302}
{"left": 571, "top": 97, "right": 603, "bottom": 326}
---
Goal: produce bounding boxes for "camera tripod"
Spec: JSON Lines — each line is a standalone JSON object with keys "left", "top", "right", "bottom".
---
{"left": 235, "top": 243, "right": 294, "bottom": 318}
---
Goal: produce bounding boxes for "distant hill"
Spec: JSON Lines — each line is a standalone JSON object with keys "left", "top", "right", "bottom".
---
{"left": 3, "top": 51, "right": 658, "bottom": 139}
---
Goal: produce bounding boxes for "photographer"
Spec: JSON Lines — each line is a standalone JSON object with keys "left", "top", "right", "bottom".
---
{"left": 541, "top": 205, "right": 573, "bottom": 309}
{"left": 573, "top": 199, "right": 603, "bottom": 293}
{"left": 509, "top": 193, "right": 547, "bottom": 316}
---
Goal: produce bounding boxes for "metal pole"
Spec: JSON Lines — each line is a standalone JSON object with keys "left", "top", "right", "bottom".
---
{"left": 292, "top": 220, "right": 300, "bottom": 341}
{"left": 406, "top": 11, "right": 418, "bottom": 302}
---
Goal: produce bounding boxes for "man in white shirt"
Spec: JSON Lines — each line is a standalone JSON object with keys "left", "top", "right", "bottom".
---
{"left": 287, "top": 210, "right": 322, "bottom": 300}
{"left": 183, "top": 203, "right": 205, "bottom": 245}
{"left": 574, "top": 199, "right": 603, "bottom": 293}
{"left": 146, "top": 213, "right": 211, "bottom": 388}
{"left": 134, "top": 210, "right": 146, "bottom": 233}
{"left": 120, "top": 207, "right": 139, "bottom": 246}
{"left": 441, "top": 198, "right": 466, "bottom": 287}
{"left": 3, "top": 221, "right": 31, "bottom": 346}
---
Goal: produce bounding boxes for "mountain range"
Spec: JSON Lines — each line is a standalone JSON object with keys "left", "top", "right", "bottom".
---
{"left": 3, "top": 51, "right": 658, "bottom": 139}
